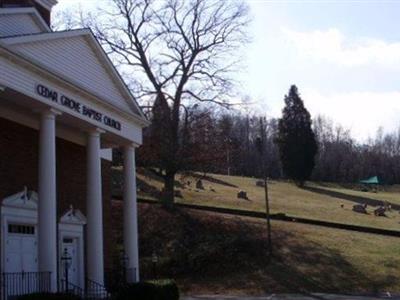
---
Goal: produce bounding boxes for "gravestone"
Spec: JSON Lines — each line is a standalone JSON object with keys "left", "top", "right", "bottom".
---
{"left": 374, "top": 206, "right": 386, "bottom": 216}
{"left": 196, "top": 179, "right": 204, "bottom": 190}
{"left": 237, "top": 190, "right": 248, "bottom": 200}
{"left": 256, "top": 180, "right": 265, "bottom": 187}
{"left": 352, "top": 204, "right": 367, "bottom": 214}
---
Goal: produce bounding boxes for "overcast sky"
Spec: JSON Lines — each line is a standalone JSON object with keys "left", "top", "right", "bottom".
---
{"left": 53, "top": 0, "right": 400, "bottom": 141}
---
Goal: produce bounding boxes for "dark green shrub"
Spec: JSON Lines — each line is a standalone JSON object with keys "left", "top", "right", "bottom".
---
{"left": 17, "top": 293, "right": 82, "bottom": 300}
{"left": 152, "top": 279, "right": 179, "bottom": 300}
{"left": 113, "top": 280, "right": 179, "bottom": 300}
{"left": 113, "top": 282, "right": 158, "bottom": 300}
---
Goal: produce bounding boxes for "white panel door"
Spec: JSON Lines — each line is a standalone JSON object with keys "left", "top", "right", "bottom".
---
{"left": 61, "top": 238, "right": 79, "bottom": 286}
{"left": 4, "top": 224, "right": 38, "bottom": 273}
{"left": 4, "top": 224, "right": 39, "bottom": 297}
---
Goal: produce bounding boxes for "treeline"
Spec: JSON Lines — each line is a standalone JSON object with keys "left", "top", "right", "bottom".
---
{"left": 136, "top": 107, "right": 400, "bottom": 185}
{"left": 312, "top": 116, "right": 400, "bottom": 184}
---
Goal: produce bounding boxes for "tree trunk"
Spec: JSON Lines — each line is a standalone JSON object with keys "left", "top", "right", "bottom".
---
{"left": 163, "top": 170, "right": 176, "bottom": 205}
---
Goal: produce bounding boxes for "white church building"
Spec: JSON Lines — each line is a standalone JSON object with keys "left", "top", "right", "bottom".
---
{"left": 0, "top": 0, "right": 148, "bottom": 298}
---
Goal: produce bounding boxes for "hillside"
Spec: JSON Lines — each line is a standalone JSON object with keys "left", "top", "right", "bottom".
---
{"left": 112, "top": 201, "right": 400, "bottom": 295}
{"left": 110, "top": 168, "right": 400, "bottom": 294}
{"left": 128, "top": 168, "right": 400, "bottom": 231}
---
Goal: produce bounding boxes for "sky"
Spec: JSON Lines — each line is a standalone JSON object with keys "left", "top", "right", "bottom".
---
{"left": 53, "top": 0, "right": 400, "bottom": 141}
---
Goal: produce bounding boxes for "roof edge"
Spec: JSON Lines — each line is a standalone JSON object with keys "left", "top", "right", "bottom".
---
{"left": 0, "top": 42, "right": 150, "bottom": 127}
{"left": 0, "top": 28, "right": 148, "bottom": 122}
{"left": 35, "top": 0, "right": 58, "bottom": 11}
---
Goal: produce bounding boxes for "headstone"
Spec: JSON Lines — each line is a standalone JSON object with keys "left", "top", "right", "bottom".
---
{"left": 352, "top": 204, "right": 367, "bottom": 214}
{"left": 237, "top": 190, "right": 248, "bottom": 200}
{"left": 256, "top": 180, "right": 265, "bottom": 187}
{"left": 196, "top": 179, "right": 204, "bottom": 190}
{"left": 374, "top": 206, "right": 386, "bottom": 216}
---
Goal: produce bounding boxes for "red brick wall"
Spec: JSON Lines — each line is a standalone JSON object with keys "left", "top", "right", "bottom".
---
{"left": 0, "top": 117, "right": 114, "bottom": 272}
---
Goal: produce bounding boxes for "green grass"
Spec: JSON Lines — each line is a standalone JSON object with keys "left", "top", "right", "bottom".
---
{"left": 134, "top": 169, "right": 400, "bottom": 231}
{"left": 121, "top": 168, "right": 400, "bottom": 294}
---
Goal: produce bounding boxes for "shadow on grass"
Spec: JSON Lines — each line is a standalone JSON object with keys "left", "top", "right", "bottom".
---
{"left": 136, "top": 177, "right": 162, "bottom": 199}
{"left": 303, "top": 185, "right": 400, "bottom": 211}
{"left": 184, "top": 171, "right": 239, "bottom": 188}
{"left": 137, "top": 168, "right": 184, "bottom": 188}
{"left": 137, "top": 204, "right": 397, "bottom": 295}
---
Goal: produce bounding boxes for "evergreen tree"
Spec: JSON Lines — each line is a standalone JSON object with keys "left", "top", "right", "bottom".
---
{"left": 275, "top": 85, "right": 318, "bottom": 186}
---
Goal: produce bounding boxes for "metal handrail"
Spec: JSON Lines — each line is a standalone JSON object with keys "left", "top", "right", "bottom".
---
{"left": 85, "top": 278, "right": 111, "bottom": 300}
{"left": 59, "top": 279, "right": 85, "bottom": 298}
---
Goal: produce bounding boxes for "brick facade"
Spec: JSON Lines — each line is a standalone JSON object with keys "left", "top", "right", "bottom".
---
{"left": 0, "top": 116, "right": 114, "bottom": 272}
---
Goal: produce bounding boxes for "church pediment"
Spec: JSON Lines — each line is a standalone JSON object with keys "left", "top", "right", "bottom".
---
{"left": 0, "top": 29, "right": 146, "bottom": 122}
{"left": 60, "top": 206, "right": 86, "bottom": 225}
{"left": 2, "top": 186, "right": 38, "bottom": 210}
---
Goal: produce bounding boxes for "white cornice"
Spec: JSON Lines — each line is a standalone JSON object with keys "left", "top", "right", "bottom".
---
{"left": 2, "top": 187, "right": 38, "bottom": 210}
{"left": 0, "top": 29, "right": 149, "bottom": 125}
{"left": 0, "top": 41, "right": 149, "bottom": 127}
{"left": 0, "top": 28, "right": 89, "bottom": 44}
{"left": 35, "top": 0, "right": 58, "bottom": 11}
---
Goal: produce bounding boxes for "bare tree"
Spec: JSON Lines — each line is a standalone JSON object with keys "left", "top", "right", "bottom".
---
{"left": 83, "top": 0, "right": 249, "bottom": 203}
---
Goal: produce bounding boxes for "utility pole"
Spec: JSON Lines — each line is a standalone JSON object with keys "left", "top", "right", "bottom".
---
{"left": 256, "top": 117, "right": 272, "bottom": 257}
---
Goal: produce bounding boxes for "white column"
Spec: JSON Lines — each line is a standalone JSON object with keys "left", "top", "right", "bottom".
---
{"left": 86, "top": 129, "right": 105, "bottom": 284}
{"left": 38, "top": 109, "right": 59, "bottom": 292}
{"left": 123, "top": 144, "right": 140, "bottom": 282}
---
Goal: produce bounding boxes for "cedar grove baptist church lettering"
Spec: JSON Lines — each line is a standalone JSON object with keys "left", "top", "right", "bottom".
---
{"left": 36, "top": 84, "right": 122, "bottom": 131}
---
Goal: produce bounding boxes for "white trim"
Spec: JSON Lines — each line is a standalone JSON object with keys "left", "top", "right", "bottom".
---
{"left": 0, "top": 30, "right": 148, "bottom": 123}
{"left": 2, "top": 187, "right": 38, "bottom": 210}
{"left": 0, "top": 7, "right": 51, "bottom": 33}
{"left": 35, "top": 0, "right": 58, "bottom": 11}
{"left": 60, "top": 207, "right": 86, "bottom": 226}
{"left": 0, "top": 44, "right": 148, "bottom": 129}
{"left": 0, "top": 43, "right": 149, "bottom": 128}
{"left": 0, "top": 29, "right": 88, "bottom": 44}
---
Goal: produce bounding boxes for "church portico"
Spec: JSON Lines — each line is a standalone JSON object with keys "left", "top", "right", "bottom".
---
{"left": 0, "top": 1, "right": 149, "bottom": 298}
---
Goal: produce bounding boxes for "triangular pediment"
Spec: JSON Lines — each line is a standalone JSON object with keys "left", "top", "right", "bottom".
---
{"left": 0, "top": 29, "right": 146, "bottom": 121}
{"left": 0, "top": 7, "right": 51, "bottom": 37}
{"left": 60, "top": 206, "right": 86, "bottom": 225}
{"left": 2, "top": 187, "right": 38, "bottom": 210}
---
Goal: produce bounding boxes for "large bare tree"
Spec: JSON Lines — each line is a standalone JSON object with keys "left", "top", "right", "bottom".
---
{"left": 87, "top": 0, "right": 249, "bottom": 203}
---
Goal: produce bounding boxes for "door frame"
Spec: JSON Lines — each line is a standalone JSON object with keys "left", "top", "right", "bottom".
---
{"left": 58, "top": 207, "right": 86, "bottom": 289}
{"left": 1, "top": 187, "right": 38, "bottom": 273}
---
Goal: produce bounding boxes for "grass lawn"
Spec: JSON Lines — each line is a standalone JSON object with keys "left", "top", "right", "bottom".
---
{"left": 132, "top": 169, "right": 400, "bottom": 231}
{"left": 133, "top": 203, "right": 400, "bottom": 295}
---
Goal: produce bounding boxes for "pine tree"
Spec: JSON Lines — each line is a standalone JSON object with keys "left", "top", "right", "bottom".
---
{"left": 276, "top": 85, "right": 318, "bottom": 186}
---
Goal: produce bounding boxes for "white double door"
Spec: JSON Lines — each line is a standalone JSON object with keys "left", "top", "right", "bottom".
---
{"left": 4, "top": 225, "right": 82, "bottom": 288}
{"left": 4, "top": 224, "right": 38, "bottom": 273}
{"left": 3, "top": 224, "right": 40, "bottom": 298}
